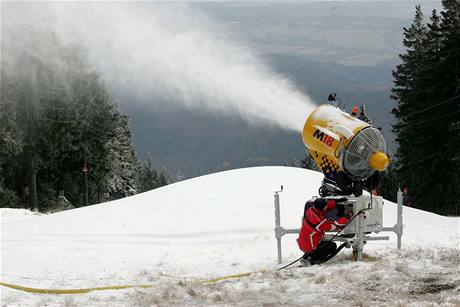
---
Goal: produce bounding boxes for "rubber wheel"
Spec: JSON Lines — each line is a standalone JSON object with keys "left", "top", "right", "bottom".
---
{"left": 353, "top": 184, "right": 363, "bottom": 197}
{"left": 319, "top": 186, "right": 329, "bottom": 197}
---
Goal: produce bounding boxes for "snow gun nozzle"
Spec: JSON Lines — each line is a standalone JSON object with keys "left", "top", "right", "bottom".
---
{"left": 368, "top": 150, "right": 389, "bottom": 172}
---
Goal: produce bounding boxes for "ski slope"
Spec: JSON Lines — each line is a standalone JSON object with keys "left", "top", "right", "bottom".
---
{"left": 1, "top": 167, "right": 459, "bottom": 306}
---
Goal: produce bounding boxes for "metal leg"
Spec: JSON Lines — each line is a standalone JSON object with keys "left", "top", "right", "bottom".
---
{"left": 352, "top": 248, "right": 358, "bottom": 261}
{"left": 356, "top": 211, "right": 365, "bottom": 261}
{"left": 397, "top": 188, "right": 403, "bottom": 250}
{"left": 277, "top": 239, "right": 282, "bottom": 264}
{"left": 274, "top": 191, "right": 282, "bottom": 264}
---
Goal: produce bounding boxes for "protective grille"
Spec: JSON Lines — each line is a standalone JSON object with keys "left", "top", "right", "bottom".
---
{"left": 341, "top": 127, "right": 386, "bottom": 179}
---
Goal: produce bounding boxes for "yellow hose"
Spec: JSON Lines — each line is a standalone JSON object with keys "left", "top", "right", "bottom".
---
{"left": 0, "top": 270, "right": 265, "bottom": 294}
{"left": 201, "top": 271, "right": 257, "bottom": 283}
{"left": 0, "top": 281, "right": 154, "bottom": 294}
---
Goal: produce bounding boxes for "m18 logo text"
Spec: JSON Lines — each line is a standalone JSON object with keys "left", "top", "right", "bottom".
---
{"left": 313, "top": 129, "right": 334, "bottom": 147}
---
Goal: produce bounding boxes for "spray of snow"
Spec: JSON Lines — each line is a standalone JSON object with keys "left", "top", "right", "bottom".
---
{"left": 2, "top": 2, "right": 315, "bottom": 132}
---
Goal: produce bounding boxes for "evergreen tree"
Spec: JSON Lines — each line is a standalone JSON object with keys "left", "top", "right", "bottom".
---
{"left": 391, "top": 6, "right": 428, "bottom": 183}
{"left": 0, "top": 74, "right": 24, "bottom": 207}
{"left": 431, "top": 0, "right": 460, "bottom": 215}
{"left": 138, "top": 158, "right": 170, "bottom": 193}
{"left": 0, "top": 28, "right": 166, "bottom": 210}
{"left": 106, "top": 113, "right": 140, "bottom": 199}
{"left": 378, "top": 164, "right": 399, "bottom": 203}
{"left": 391, "top": 3, "right": 460, "bottom": 215}
{"left": 300, "top": 153, "right": 319, "bottom": 171}
{"left": 10, "top": 56, "right": 43, "bottom": 210}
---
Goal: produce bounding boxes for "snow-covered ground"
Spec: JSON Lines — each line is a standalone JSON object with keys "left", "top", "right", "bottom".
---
{"left": 1, "top": 167, "right": 459, "bottom": 306}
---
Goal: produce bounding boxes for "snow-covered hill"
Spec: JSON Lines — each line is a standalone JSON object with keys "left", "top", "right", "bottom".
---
{"left": 1, "top": 167, "right": 459, "bottom": 306}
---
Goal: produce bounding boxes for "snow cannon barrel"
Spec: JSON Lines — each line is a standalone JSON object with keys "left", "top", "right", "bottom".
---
{"left": 302, "top": 104, "right": 389, "bottom": 180}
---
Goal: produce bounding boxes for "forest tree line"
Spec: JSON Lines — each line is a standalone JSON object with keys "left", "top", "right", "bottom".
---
{"left": 386, "top": 0, "right": 459, "bottom": 215}
{"left": 0, "top": 31, "right": 169, "bottom": 211}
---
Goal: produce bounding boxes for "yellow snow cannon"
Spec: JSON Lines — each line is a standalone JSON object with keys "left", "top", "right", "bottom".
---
{"left": 302, "top": 104, "right": 389, "bottom": 196}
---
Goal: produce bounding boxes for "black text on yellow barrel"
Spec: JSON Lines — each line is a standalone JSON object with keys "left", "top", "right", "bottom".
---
{"left": 302, "top": 104, "right": 389, "bottom": 178}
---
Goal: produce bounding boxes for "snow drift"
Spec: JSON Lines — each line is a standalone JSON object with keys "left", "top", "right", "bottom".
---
{"left": 1, "top": 167, "right": 459, "bottom": 306}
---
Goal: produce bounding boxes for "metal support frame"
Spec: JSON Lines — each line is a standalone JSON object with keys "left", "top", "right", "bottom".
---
{"left": 274, "top": 186, "right": 403, "bottom": 264}
{"left": 274, "top": 186, "right": 283, "bottom": 264}
{"left": 355, "top": 212, "right": 365, "bottom": 261}
{"left": 380, "top": 188, "right": 403, "bottom": 250}
{"left": 397, "top": 188, "right": 403, "bottom": 249}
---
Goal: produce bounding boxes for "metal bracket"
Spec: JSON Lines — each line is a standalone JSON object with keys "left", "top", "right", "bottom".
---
{"left": 275, "top": 226, "right": 287, "bottom": 239}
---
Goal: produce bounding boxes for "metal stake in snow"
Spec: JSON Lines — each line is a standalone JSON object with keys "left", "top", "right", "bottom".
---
{"left": 274, "top": 185, "right": 283, "bottom": 264}
{"left": 396, "top": 188, "right": 403, "bottom": 250}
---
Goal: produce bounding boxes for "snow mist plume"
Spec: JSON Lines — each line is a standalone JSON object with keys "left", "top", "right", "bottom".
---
{"left": 3, "top": 2, "right": 315, "bottom": 132}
